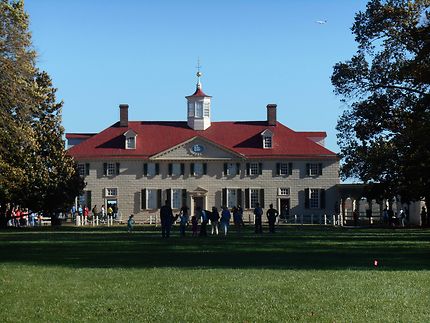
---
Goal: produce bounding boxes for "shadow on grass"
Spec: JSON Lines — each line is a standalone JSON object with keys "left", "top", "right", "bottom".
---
{"left": 0, "top": 226, "right": 429, "bottom": 270}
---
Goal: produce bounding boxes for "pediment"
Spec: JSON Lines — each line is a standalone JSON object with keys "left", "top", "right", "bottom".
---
{"left": 123, "top": 129, "right": 137, "bottom": 137}
{"left": 261, "top": 129, "right": 273, "bottom": 136}
{"left": 150, "top": 136, "right": 244, "bottom": 160}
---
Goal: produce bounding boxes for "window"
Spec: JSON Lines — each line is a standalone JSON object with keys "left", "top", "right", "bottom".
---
{"left": 172, "top": 163, "right": 181, "bottom": 176}
{"left": 244, "top": 188, "right": 264, "bottom": 209}
{"left": 227, "top": 189, "right": 237, "bottom": 209}
{"left": 78, "top": 191, "right": 91, "bottom": 208}
{"left": 280, "top": 163, "right": 288, "bottom": 175}
{"left": 147, "top": 189, "right": 158, "bottom": 209}
{"left": 77, "top": 163, "right": 90, "bottom": 177}
{"left": 188, "top": 102, "right": 194, "bottom": 117}
{"left": 103, "top": 163, "right": 119, "bottom": 176}
{"left": 227, "top": 163, "right": 237, "bottom": 175}
{"left": 105, "top": 188, "right": 117, "bottom": 197}
{"left": 194, "top": 163, "right": 203, "bottom": 176}
{"left": 224, "top": 163, "right": 240, "bottom": 176}
{"left": 141, "top": 188, "right": 161, "bottom": 210}
{"left": 307, "top": 163, "right": 323, "bottom": 176}
{"left": 77, "top": 164, "right": 86, "bottom": 177}
{"left": 305, "top": 188, "right": 325, "bottom": 209}
{"left": 143, "top": 163, "right": 159, "bottom": 177}
{"left": 171, "top": 189, "right": 181, "bottom": 209}
{"left": 247, "top": 163, "right": 261, "bottom": 176}
{"left": 261, "top": 129, "right": 273, "bottom": 149}
{"left": 263, "top": 136, "right": 272, "bottom": 148}
{"left": 148, "top": 163, "right": 155, "bottom": 176}
{"left": 126, "top": 137, "right": 135, "bottom": 149}
{"left": 195, "top": 101, "right": 203, "bottom": 117}
{"left": 309, "top": 189, "right": 320, "bottom": 208}
{"left": 250, "top": 189, "right": 260, "bottom": 208}
{"left": 277, "top": 162, "right": 292, "bottom": 176}
{"left": 278, "top": 188, "right": 290, "bottom": 196}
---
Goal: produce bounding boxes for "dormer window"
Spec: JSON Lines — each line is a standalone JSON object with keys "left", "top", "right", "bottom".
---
{"left": 124, "top": 129, "right": 137, "bottom": 150}
{"left": 261, "top": 129, "right": 273, "bottom": 149}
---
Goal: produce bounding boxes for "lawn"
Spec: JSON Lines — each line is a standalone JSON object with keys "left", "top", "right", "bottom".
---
{"left": 0, "top": 225, "right": 429, "bottom": 322}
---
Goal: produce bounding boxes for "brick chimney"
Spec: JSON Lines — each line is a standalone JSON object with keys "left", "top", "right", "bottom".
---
{"left": 119, "top": 104, "right": 129, "bottom": 127}
{"left": 267, "top": 104, "right": 277, "bottom": 126}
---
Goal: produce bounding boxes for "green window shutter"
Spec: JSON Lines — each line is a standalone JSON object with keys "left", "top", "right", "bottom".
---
{"left": 260, "top": 189, "right": 265, "bottom": 208}
{"left": 246, "top": 163, "right": 250, "bottom": 176}
{"left": 320, "top": 189, "right": 326, "bottom": 209}
{"left": 85, "top": 163, "right": 90, "bottom": 176}
{"left": 103, "top": 163, "right": 107, "bottom": 176}
{"left": 143, "top": 163, "right": 148, "bottom": 176}
{"left": 222, "top": 188, "right": 227, "bottom": 207}
{"left": 166, "top": 189, "right": 172, "bottom": 207}
{"left": 223, "top": 163, "right": 228, "bottom": 175}
{"left": 180, "top": 163, "right": 185, "bottom": 175}
{"left": 288, "top": 162, "right": 293, "bottom": 175}
{"left": 276, "top": 163, "right": 281, "bottom": 176}
{"left": 182, "top": 189, "right": 187, "bottom": 207}
{"left": 304, "top": 188, "right": 310, "bottom": 209}
{"left": 155, "top": 163, "right": 160, "bottom": 175}
{"left": 259, "top": 163, "right": 263, "bottom": 175}
{"left": 237, "top": 189, "right": 243, "bottom": 207}
{"left": 168, "top": 163, "right": 172, "bottom": 176}
{"left": 115, "top": 163, "right": 120, "bottom": 175}
{"left": 86, "top": 191, "right": 92, "bottom": 209}
{"left": 203, "top": 163, "right": 207, "bottom": 175}
{"left": 245, "top": 189, "right": 250, "bottom": 209}
{"left": 306, "top": 163, "right": 310, "bottom": 176}
{"left": 141, "top": 189, "right": 146, "bottom": 209}
{"left": 318, "top": 163, "right": 323, "bottom": 176}
{"left": 157, "top": 189, "right": 162, "bottom": 208}
{"left": 190, "top": 163, "right": 195, "bottom": 176}
{"left": 236, "top": 163, "right": 241, "bottom": 175}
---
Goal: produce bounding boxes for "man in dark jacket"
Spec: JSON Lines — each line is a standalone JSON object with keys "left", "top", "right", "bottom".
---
{"left": 160, "top": 200, "right": 174, "bottom": 238}
{"left": 266, "top": 204, "right": 279, "bottom": 233}
{"left": 254, "top": 202, "right": 263, "bottom": 234}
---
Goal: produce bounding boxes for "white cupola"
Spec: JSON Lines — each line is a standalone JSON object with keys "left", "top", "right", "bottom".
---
{"left": 186, "top": 69, "right": 211, "bottom": 131}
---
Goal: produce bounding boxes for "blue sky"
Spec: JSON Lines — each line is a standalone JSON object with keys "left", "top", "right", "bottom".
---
{"left": 26, "top": 0, "right": 368, "bottom": 153}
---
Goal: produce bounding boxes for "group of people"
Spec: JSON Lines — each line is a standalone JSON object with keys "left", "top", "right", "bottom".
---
{"left": 127, "top": 200, "right": 281, "bottom": 237}
{"left": 70, "top": 204, "right": 119, "bottom": 224}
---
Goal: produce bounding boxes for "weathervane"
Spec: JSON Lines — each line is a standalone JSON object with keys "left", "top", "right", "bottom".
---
{"left": 196, "top": 58, "right": 202, "bottom": 89}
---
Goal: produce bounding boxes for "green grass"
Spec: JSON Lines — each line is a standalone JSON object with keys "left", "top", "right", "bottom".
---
{"left": 1, "top": 225, "right": 429, "bottom": 322}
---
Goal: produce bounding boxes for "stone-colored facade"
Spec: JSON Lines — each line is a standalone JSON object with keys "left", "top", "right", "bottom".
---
{"left": 77, "top": 147, "right": 339, "bottom": 221}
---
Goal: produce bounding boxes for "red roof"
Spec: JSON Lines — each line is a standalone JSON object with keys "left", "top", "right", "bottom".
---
{"left": 66, "top": 133, "right": 96, "bottom": 139}
{"left": 67, "top": 121, "right": 337, "bottom": 160}
{"left": 186, "top": 87, "right": 211, "bottom": 98}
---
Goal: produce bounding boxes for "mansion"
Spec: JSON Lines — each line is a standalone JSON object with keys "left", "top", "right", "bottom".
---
{"left": 66, "top": 74, "right": 340, "bottom": 220}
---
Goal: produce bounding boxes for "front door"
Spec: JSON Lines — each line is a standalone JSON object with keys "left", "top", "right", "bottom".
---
{"left": 280, "top": 198, "right": 290, "bottom": 221}
{"left": 193, "top": 196, "right": 204, "bottom": 210}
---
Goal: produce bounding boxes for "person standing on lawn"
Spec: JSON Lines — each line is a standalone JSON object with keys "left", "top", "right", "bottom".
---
{"left": 220, "top": 206, "right": 231, "bottom": 236}
{"left": 160, "top": 200, "right": 174, "bottom": 238}
{"left": 254, "top": 202, "right": 263, "bottom": 234}
{"left": 179, "top": 210, "right": 189, "bottom": 237}
{"left": 211, "top": 206, "right": 220, "bottom": 235}
{"left": 127, "top": 214, "right": 135, "bottom": 233}
{"left": 266, "top": 204, "right": 279, "bottom": 233}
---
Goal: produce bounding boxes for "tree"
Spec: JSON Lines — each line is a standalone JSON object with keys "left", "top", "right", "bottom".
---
{"left": 0, "top": 0, "right": 84, "bottom": 223}
{"left": 332, "top": 0, "right": 430, "bottom": 208}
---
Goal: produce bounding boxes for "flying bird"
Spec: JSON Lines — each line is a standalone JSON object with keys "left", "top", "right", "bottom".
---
{"left": 316, "top": 20, "right": 327, "bottom": 24}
